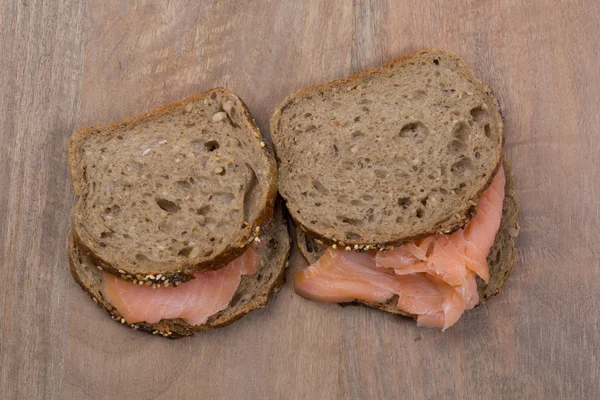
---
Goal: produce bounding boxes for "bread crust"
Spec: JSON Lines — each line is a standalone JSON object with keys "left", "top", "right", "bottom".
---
{"left": 69, "top": 88, "right": 278, "bottom": 282}
{"left": 271, "top": 48, "right": 504, "bottom": 250}
{"left": 293, "top": 158, "right": 519, "bottom": 319}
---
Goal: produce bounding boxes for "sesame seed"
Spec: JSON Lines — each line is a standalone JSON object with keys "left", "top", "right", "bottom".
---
{"left": 96, "top": 266, "right": 103, "bottom": 271}
{"left": 142, "top": 148, "right": 151, "bottom": 156}
{"left": 345, "top": 246, "right": 351, "bottom": 251}
{"left": 133, "top": 279, "right": 138, "bottom": 284}
{"left": 255, "top": 226, "right": 260, "bottom": 233}
{"left": 158, "top": 139, "right": 168, "bottom": 145}
{"left": 121, "top": 318, "right": 126, "bottom": 324}
{"left": 156, "top": 274, "right": 162, "bottom": 280}
{"left": 315, "top": 239, "right": 323, "bottom": 245}
{"left": 354, "top": 245, "right": 359, "bottom": 250}
{"left": 332, "top": 244, "right": 337, "bottom": 249}
{"left": 260, "top": 142, "right": 266, "bottom": 148}
{"left": 138, "top": 281, "right": 143, "bottom": 286}
{"left": 147, "top": 274, "right": 155, "bottom": 280}
{"left": 93, "top": 297, "right": 98, "bottom": 304}
{"left": 118, "top": 269, "right": 126, "bottom": 274}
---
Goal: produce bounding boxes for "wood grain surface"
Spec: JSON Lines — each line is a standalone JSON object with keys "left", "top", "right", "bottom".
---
{"left": 1, "top": 1, "right": 599, "bottom": 399}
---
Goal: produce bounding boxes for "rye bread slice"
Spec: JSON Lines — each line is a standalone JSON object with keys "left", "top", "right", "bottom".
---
{"left": 271, "top": 48, "right": 504, "bottom": 250}
{"left": 69, "top": 88, "right": 277, "bottom": 283}
{"left": 294, "top": 158, "right": 519, "bottom": 318}
{"left": 68, "top": 204, "right": 290, "bottom": 338}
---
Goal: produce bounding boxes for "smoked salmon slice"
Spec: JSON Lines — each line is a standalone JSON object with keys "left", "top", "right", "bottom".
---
{"left": 294, "top": 166, "right": 506, "bottom": 330}
{"left": 103, "top": 246, "right": 260, "bottom": 326}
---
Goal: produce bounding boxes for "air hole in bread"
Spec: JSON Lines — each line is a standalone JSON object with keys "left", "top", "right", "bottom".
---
{"left": 399, "top": 122, "right": 429, "bottom": 141}
{"left": 346, "top": 232, "right": 361, "bottom": 240}
{"left": 350, "top": 199, "right": 364, "bottom": 206}
{"left": 416, "top": 208, "right": 425, "bottom": 218}
{"left": 352, "top": 130, "right": 364, "bottom": 139}
{"left": 398, "top": 197, "right": 412, "bottom": 208}
{"left": 336, "top": 215, "right": 362, "bottom": 226}
{"left": 448, "top": 140, "right": 468, "bottom": 155}
{"left": 100, "top": 231, "right": 114, "bottom": 238}
{"left": 374, "top": 170, "right": 387, "bottom": 179}
{"left": 304, "top": 113, "right": 312, "bottom": 118}
{"left": 196, "top": 205, "right": 210, "bottom": 215}
{"left": 420, "top": 196, "right": 428, "bottom": 207}
{"left": 312, "top": 180, "right": 329, "bottom": 195}
{"left": 452, "top": 122, "right": 470, "bottom": 141}
{"left": 135, "top": 253, "right": 149, "bottom": 261}
{"left": 175, "top": 180, "right": 192, "bottom": 189}
{"left": 305, "top": 125, "right": 316, "bottom": 132}
{"left": 451, "top": 158, "right": 474, "bottom": 178}
{"left": 204, "top": 140, "right": 220, "bottom": 152}
{"left": 362, "top": 194, "right": 374, "bottom": 201}
{"left": 484, "top": 124, "right": 491, "bottom": 138}
{"left": 177, "top": 246, "right": 193, "bottom": 257}
{"left": 304, "top": 235, "right": 318, "bottom": 253}
{"left": 212, "top": 192, "right": 235, "bottom": 203}
{"left": 156, "top": 198, "right": 180, "bottom": 213}
{"left": 470, "top": 106, "right": 490, "bottom": 125}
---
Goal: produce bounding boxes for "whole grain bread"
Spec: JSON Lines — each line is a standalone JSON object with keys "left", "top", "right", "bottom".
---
{"left": 69, "top": 89, "right": 277, "bottom": 283}
{"left": 294, "top": 158, "right": 519, "bottom": 318}
{"left": 68, "top": 203, "right": 290, "bottom": 338}
{"left": 271, "top": 49, "right": 504, "bottom": 250}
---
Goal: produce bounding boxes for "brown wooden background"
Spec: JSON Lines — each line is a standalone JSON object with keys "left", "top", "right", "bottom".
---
{"left": 1, "top": 1, "right": 599, "bottom": 399}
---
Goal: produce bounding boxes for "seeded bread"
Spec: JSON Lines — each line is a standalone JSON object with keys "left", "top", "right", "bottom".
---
{"left": 294, "top": 158, "right": 519, "bottom": 318}
{"left": 68, "top": 204, "right": 290, "bottom": 338}
{"left": 271, "top": 49, "right": 504, "bottom": 250}
{"left": 69, "top": 88, "right": 277, "bottom": 283}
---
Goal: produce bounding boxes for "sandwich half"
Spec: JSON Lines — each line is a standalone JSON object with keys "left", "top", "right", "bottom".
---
{"left": 271, "top": 49, "right": 519, "bottom": 330}
{"left": 68, "top": 89, "right": 289, "bottom": 337}
{"left": 69, "top": 204, "right": 289, "bottom": 338}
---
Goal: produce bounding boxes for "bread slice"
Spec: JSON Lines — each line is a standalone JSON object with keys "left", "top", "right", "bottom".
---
{"left": 68, "top": 203, "right": 290, "bottom": 338}
{"left": 294, "top": 158, "right": 519, "bottom": 318}
{"left": 69, "top": 89, "right": 277, "bottom": 283}
{"left": 271, "top": 49, "right": 504, "bottom": 250}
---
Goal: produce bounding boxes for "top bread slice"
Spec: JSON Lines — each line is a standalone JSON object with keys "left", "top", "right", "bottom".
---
{"left": 271, "top": 49, "right": 504, "bottom": 249}
{"left": 69, "top": 88, "right": 277, "bottom": 283}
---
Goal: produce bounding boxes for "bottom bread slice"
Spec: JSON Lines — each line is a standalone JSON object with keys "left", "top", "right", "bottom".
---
{"left": 69, "top": 205, "right": 290, "bottom": 338}
{"left": 294, "top": 158, "right": 519, "bottom": 319}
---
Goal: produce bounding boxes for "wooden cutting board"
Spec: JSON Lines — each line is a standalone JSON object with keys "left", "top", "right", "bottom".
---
{"left": 1, "top": 1, "right": 599, "bottom": 399}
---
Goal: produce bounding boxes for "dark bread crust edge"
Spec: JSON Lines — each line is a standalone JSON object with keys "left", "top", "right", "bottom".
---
{"left": 270, "top": 48, "right": 504, "bottom": 250}
{"left": 293, "top": 158, "right": 520, "bottom": 320}
{"left": 68, "top": 88, "right": 278, "bottom": 282}
{"left": 68, "top": 205, "right": 291, "bottom": 339}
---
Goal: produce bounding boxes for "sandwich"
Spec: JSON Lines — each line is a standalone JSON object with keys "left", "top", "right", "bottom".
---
{"left": 270, "top": 49, "right": 520, "bottom": 330}
{"left": 68, "top": 89, "right": 290, "bottom": 338}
